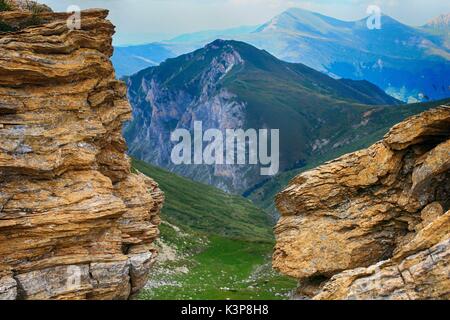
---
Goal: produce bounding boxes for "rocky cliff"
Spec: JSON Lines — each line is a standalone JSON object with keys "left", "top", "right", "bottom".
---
{"left": 274, "top": 106, "right": 450, "bottom": 300}
{"left": 0, "top": 3, "right": 163, "bottom": 300}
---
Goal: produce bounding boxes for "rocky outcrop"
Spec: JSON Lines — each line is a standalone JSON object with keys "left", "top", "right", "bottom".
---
{"left": 274, "top": 106, "right": 450, "bottom": 300}
{"left": 0, "top": 4, "right": 163, "bottom": 300}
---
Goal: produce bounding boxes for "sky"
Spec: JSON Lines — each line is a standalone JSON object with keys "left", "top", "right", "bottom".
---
{"left": 39, "top": 0, "right": 450, "bottom": 45}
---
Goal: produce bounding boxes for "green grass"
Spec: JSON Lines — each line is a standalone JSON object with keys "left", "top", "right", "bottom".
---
{"left": 140, "top": 235, "right": 295, "bottom": 300}
{"left": 133, "top": 158, "right": 273, "bottom": 242}
{"left": 132, "top": 159, "right": 296, "bottom": 300}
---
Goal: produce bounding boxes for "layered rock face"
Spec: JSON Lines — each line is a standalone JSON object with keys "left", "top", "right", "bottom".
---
{"left": 0, "top": 5, "right": 163, "bottom": 299}
{"left": 274, "top": 106, "right": 450, "bottom": 300}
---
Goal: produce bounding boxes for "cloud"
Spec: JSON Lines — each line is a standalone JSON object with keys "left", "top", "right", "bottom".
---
{"left": 38, "top": 0, "right": 450, "bottom": 45}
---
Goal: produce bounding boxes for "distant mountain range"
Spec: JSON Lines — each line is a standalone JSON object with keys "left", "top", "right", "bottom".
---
{"left": 113, "top": 8, "right": 450, "bottom": 102}
{"left": 424, "top": 13, "right": 450, "bottom": 30}
{"left": 123, "top": 39, "right": 411, "bottom": 193}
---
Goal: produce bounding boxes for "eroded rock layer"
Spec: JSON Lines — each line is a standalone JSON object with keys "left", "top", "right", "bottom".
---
{"left": 0, "top": 6, "right": 163, "bottom": 300}
{"left": 274, "top": 106, "right": 450, "bottom": 300}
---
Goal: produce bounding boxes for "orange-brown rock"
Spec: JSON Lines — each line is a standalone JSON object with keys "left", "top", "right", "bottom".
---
{"left": 0, "top": 4, "right": 163, "bottom": 300}
{"left": 274, "top": 106, "right": 450, "bottom": 300}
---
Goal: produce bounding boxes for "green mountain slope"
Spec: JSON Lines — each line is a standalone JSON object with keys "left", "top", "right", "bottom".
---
{"left": 126, "top": 39, "right": 404, "bottom": 193}
{"left": 132, "top": 159, "right": 296, "bottom": 299}
{"left": 144, "top": 39, "right": 400, "bottom": 106}
{"left": 133, "top": 158, "right": 272, "bottom": 241}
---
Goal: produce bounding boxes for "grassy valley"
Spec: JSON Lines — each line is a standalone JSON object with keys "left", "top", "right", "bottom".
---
{"left": 132, "top": 159, "right": 296, "bottom": 300}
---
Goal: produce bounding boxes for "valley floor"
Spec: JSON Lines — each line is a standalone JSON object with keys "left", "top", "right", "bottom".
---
{"left": 138, "top": 223, "right": 296, "bottom": 300}
{"left": 132, "top": 159, "right": 296, "bottom": 300}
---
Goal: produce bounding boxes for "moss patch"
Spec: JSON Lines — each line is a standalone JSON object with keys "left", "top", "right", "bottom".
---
{"left": 0, "top": 0, "right": 12, "bottom": 12}
{"left": 0, "top": 19, "right": 14, "bottom": 31}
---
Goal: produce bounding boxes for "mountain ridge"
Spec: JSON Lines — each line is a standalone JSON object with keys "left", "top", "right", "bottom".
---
{"left": 423, "top": 13, "right": 450, "bottom": 30}
{"left": 113, "top": 8, "right": 450, "bottom": 102}
{"left": 124, "top": 39, "right": 419, "bottom": 194}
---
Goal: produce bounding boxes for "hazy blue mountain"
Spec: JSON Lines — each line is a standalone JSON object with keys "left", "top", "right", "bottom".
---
{"left": 420, "top": 13, "right": 450, "bottom": 54}
{"left": 242, "top": 8, "right": 450, "bottom": 102}
{"left": 124, "top": 40, "right": 406, "bottom": 193}
{"left": 113, "top": 8, "right": 450, "bottom": 101}
{"left": 112, "top": 26, "right": 258, "bottom": 77}
{"left": 167, "top": 25, "right": 258, "bottom": 43}
{"left": 112, "top": 43, "right": 177, "bottom": 78}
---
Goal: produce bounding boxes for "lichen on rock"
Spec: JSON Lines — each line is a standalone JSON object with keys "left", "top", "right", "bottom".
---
{"left": 0, "top": 4, "right": 163, "bottom": 300}
{"left": 274, "top": 106, "right": 450, "bottom": 300}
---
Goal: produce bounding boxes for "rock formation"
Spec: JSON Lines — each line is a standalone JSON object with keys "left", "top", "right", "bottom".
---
{"left": 0, "top": 3, "right": 163, "bottom": 300}
{"left": 274, "top": 106, "right": 450, "bottom": 300}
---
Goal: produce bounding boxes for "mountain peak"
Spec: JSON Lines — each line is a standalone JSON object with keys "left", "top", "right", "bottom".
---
{"left": 203, "top": 39, "right": 263, "bottom": 59}
{"left": 256, "top": 7, "right": 352, "bottom": 34}
{"left": 206, "top": 38, "right": 235, "bottom": 48}
{"left": 424, "top": 13, "right": 450, "bottom": 29}
{"left": 354, "top": 12, "right": 403, "bottom": 28}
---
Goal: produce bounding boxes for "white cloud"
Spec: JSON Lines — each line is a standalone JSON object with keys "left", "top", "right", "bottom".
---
{"left": 38, "top": 0, "right": 450, "bottom": 45}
